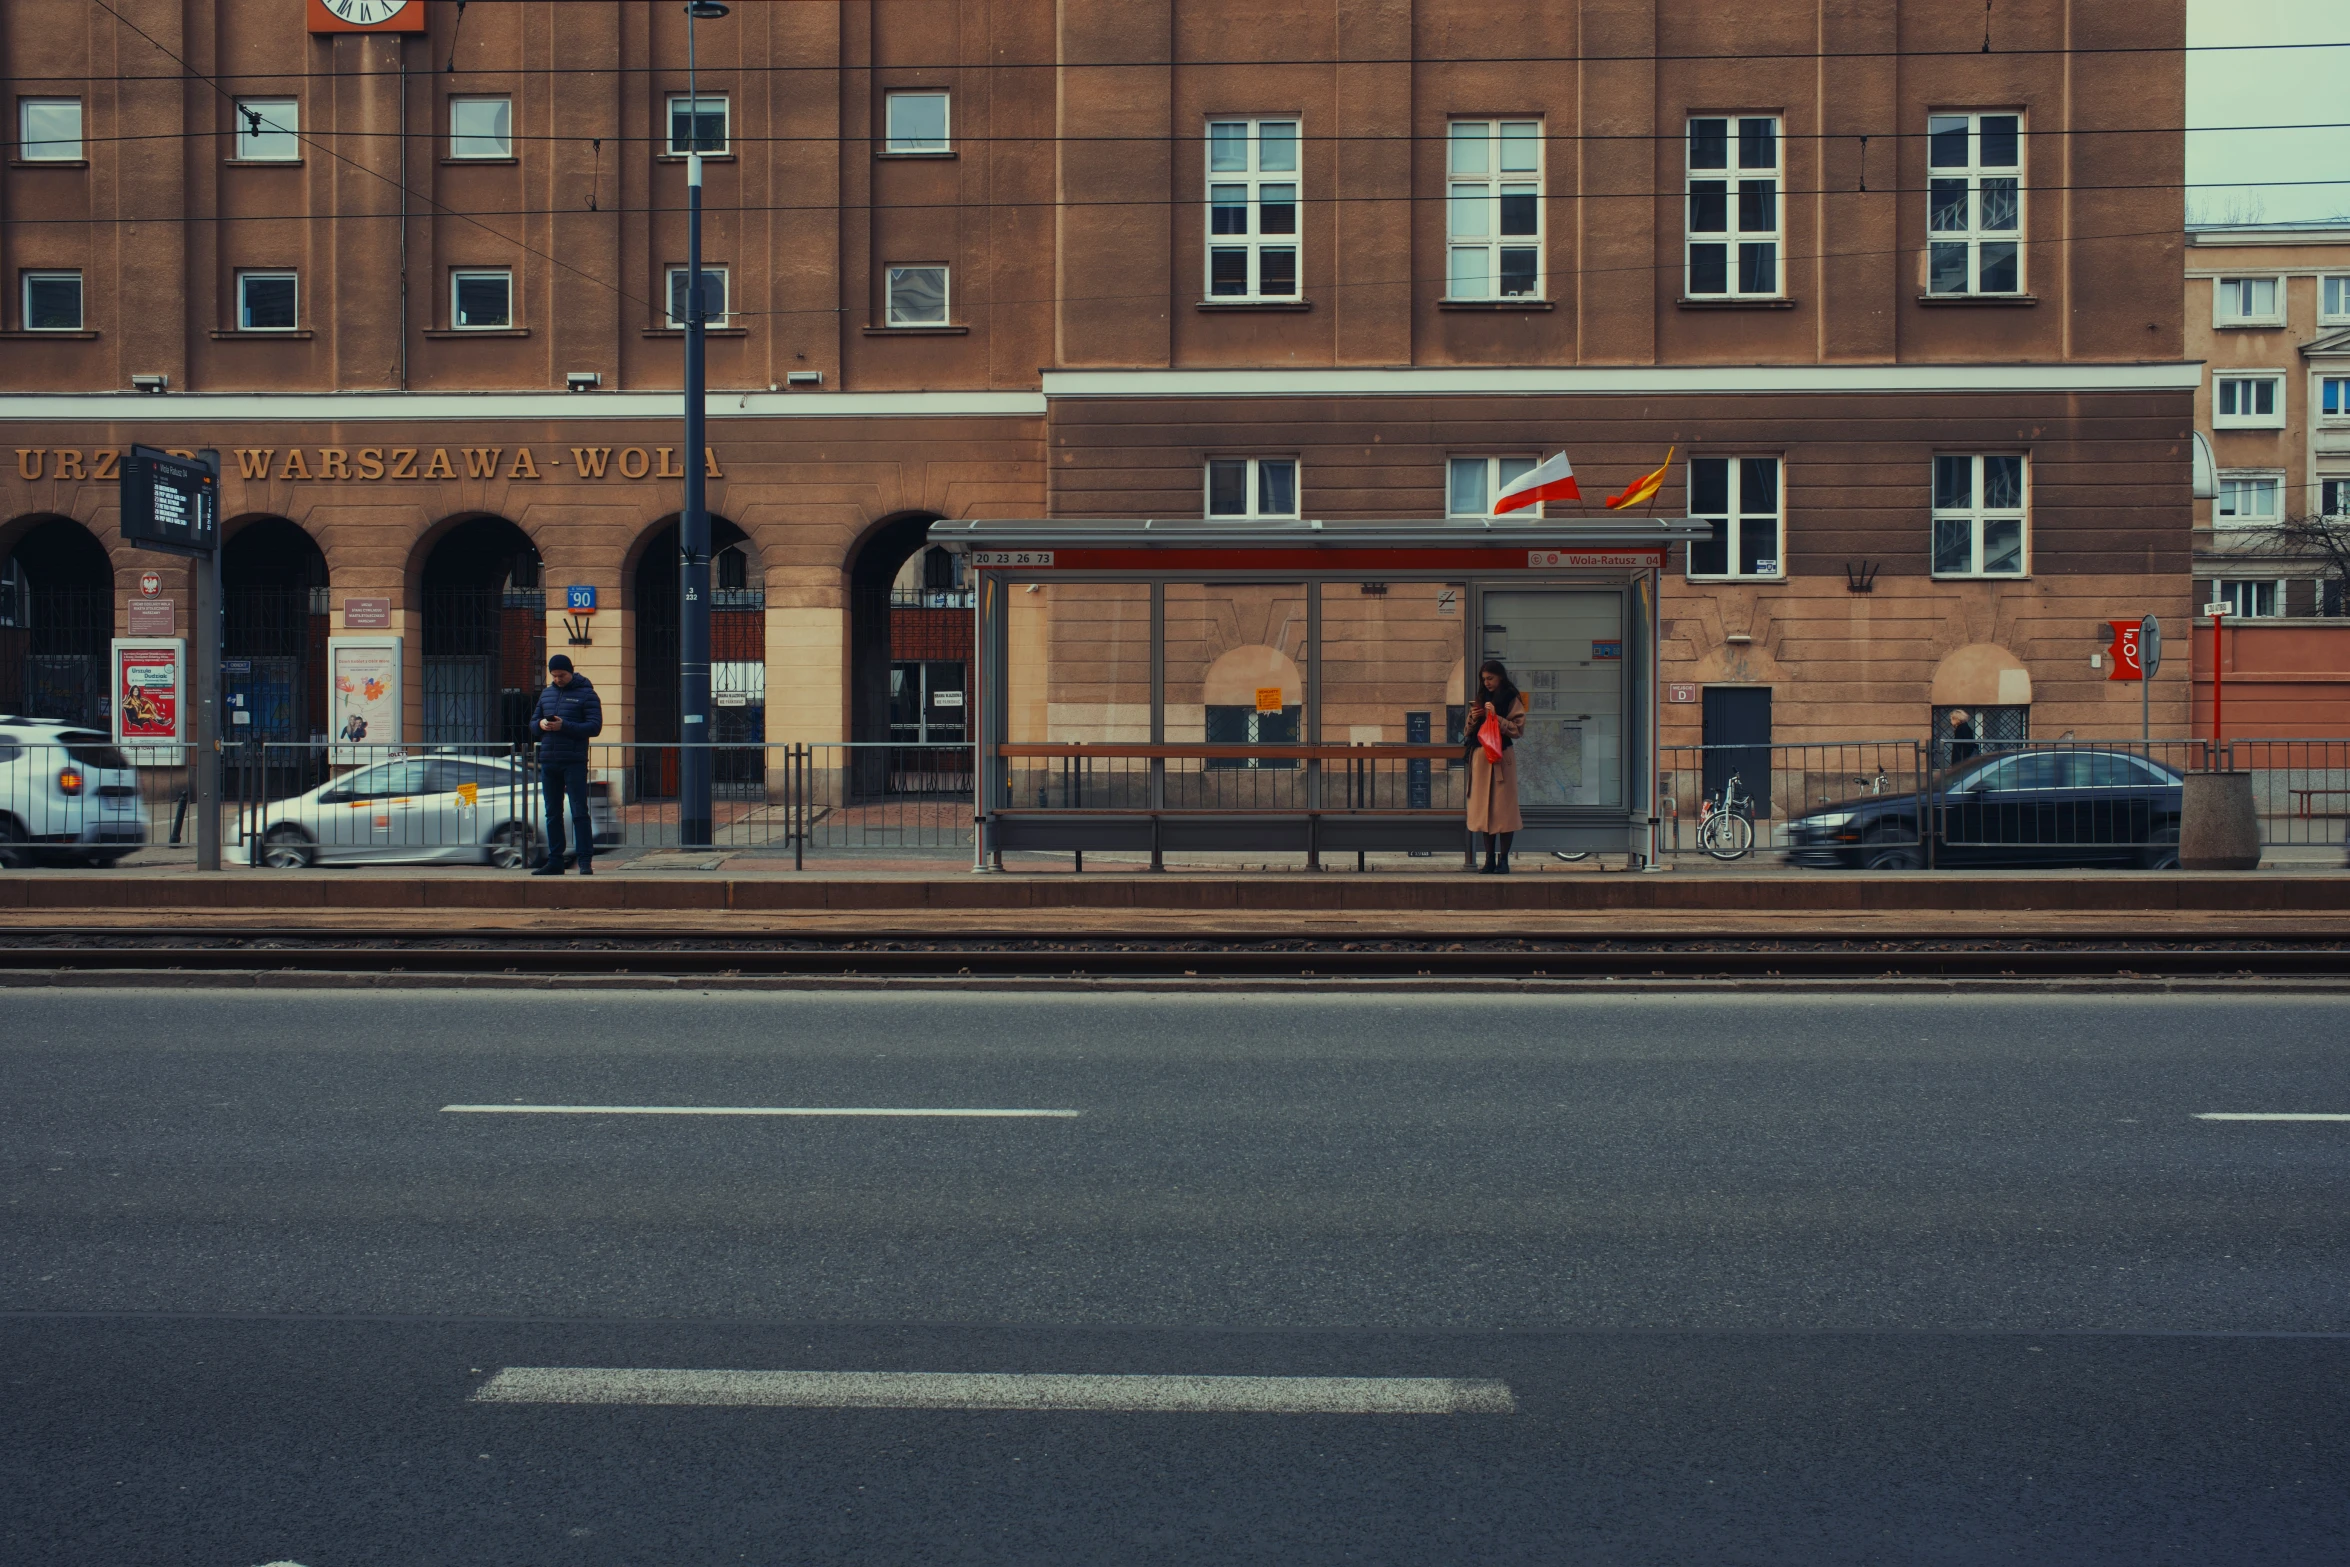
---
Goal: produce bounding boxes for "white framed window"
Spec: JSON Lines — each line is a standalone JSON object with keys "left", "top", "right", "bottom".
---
{"left": 1686, "top": 115, "right": 1780, "bottom": 298}
{"left": 2320, "top": 377, "right": 2350, "bottom": 420}
{"left": 233, "top": 98, "right": 299, "bottom": 161}
{"left": 1685, "top": 456, "right": 1782, "bottom": 578}
{"left": 2325, "top": 478, "right": 2350, "bottom": 518}
{"left": 2212, "top": 580, "right": 2281, "bottom": 618}
{"left": 884, "top": 91, "right": 950, "bottom": 153}
{"left": 664, "top": 264, "right": 728, "bottom": 327}
{"left": 1446, "top": 121, "right": 1541, "bottom": 300}
{"left": 1446, "top": 456, "right": 1539, "bottom": 517}
{"left": 451, "top": 269, "right": 513, "bottom": 329}
{"left": 884, "top": 264, "right": 948, "bottom": 326}
{"left": 17, "top": 98, "right": 82, "bottom": 161}
{"left": 2213, "top": 374, "right": 2284, "bottom": 429}
{"left": 1930, "top": 455, "right": 2028, "bottom": 576}
{"left": 1205, "top": 119, "right": 1299, "bottom": 300}
{"left": 1205, "top": 458, "right": 1298, "bottom": 519}
{"left": 2323, "top": 277, "right": 2350, "bottom": 324}
{"left": 667, "top": 94, "right": 728, "bottom": 156}
{"left": 21, "top": 271, "right": 83, "bottom": 331}
{"left": 2214, "top": 472, "right": 2282, "bottom": 526}
{"left": 1927, "top": 112, "right": 2023, "bottom": 296}
{"left": 236, "top": 271, "right": 298, "bottom": 331}
{"left": 449, "top": 96, "right": 512, "bottom": 159}
{"left": 2214, "top": 276, "right": 2283, "bottom": 326}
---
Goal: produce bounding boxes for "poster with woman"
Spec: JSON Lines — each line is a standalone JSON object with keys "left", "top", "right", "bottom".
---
{"left": 111, "top": 638, "right": 185, "bottom": 764}
{"left": 328, "top": 637, "right": 401, "bottom": 762}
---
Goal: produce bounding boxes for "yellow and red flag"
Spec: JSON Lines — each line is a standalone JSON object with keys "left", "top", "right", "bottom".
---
{"left": 1603, "top": 447, "right": 1675, "bottom": 511}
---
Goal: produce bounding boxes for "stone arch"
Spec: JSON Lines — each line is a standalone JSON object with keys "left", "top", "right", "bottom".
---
{"left": 628, "top": 512, "right": 760, "bottom": 798}
{"left": 413, "top": 514, "right": 545, "bottom": 747}
{"left": 846, "top": 510, "right": 945, "bottom": 746}
{"left": 1929, "top": 643, "right": 2033, "bottom": 709}
{"left": 1202, "top": 644, "right": 1304, "bottom": 708}
{"left": 0, "top": 514, "right": 114, "bottom": 727}
{"left": 221, "top": 516, "right": 332, "bottom": 742}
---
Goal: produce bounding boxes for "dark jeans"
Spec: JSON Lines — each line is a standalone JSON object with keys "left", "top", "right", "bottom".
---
{"left": 541, "top": 758, "right": 594, "bottom": 866}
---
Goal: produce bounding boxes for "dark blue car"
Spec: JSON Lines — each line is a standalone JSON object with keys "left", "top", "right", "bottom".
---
{"left": 1785, "top": 748, "right": 2186, "bottom": 870}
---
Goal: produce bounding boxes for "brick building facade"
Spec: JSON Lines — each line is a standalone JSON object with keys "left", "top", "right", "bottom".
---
{"left": 1, "top": 0, "right": 2193, "bottom": 766}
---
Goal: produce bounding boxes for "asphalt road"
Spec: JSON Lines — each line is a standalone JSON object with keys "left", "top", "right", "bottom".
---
{"left": 4, "top": 988, "right": 2346, "bottom": 1564}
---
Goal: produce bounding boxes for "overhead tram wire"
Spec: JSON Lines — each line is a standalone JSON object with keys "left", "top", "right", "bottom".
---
{"left": 21, "top": 26, "right": 2350, "bottom": 84}
{"left": 80, "top": 0, "right": 659, "bottom": 321}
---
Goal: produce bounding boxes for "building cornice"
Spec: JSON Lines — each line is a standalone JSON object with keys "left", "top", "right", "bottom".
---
{"left": 1039, "top": 364, "right": 2205, "bottom": 397}
{"left": 0, "top": 390, "right": 1048, "bottom": 422}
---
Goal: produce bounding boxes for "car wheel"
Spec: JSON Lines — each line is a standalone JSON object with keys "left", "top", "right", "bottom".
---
{"left": 487, "top": 821, "right": 540, "bottom": 871}
{"left": 0, "top": 815, "right": 26, "bottom": 870}
{"left": 80, "top": 850, "right": 130, "bottom": 868}
{"left": 2139, "top": 824, "right": 2182, "bottom": 872}
{"left": 260, "top": 826, "right": 316, "bottom": 869}
{"left": 1550, "top": 850, "right": 1592, "bottom": 863}
{"left": 1862, "top": 828, "right": 1927, "bottom": 871}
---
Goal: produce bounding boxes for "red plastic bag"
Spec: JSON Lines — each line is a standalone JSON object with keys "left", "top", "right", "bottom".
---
{"left": 1477, "top": 713, "right": 1505, "bottom": 764}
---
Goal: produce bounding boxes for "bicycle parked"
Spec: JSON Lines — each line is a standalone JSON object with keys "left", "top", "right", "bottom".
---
{"left": 1697, "top": 772, "right": 1755, "bottom": 860}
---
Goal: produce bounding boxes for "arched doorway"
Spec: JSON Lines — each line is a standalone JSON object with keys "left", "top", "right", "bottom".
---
{"left": 420, "top": 517, "right": 543, "bottom": 748}
{"left": 848, "top": 513, "right": 969, "bottom": 796}
{"left": 0, "top": 516, "right": 112, "bottom": 728}
{"left": 222, "top": 518, "right": 329, "bottom": 745}
{"left": 632, "top": 515, "right": 759, "bottom": 799}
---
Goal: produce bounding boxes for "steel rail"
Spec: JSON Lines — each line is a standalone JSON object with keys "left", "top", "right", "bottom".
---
{"left": 0, "top": 937, "right": 2341, "bottom": 979}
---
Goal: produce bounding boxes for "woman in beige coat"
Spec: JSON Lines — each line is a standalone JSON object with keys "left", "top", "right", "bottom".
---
{"left": 1466, "top": 658, "right": 1526, "bottom": 872}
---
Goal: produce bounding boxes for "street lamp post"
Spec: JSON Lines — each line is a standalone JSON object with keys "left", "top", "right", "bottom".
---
{"left": 678, "top": 0, "right": 727, "bottom": 846}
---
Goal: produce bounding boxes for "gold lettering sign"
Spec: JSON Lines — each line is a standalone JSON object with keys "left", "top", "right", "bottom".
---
{"left": 11, "top": 446, "right": 723, "bottom": 485}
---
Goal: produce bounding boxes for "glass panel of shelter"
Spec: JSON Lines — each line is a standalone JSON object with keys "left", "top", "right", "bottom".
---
{"left": 1163, "top": 582, "right": 1310, "bottom": 809}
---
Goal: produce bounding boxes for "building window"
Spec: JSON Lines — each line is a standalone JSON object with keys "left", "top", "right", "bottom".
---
{"left": 1927, "top": 112, "right": 2022, "bottom": 295}
{"left": 1447, "top": 121, "right": 1541, "bottom": 300}
{"left": 451, "top": 269, "right": 513, "bottom": 329}
{"left": 1205, "top": 458, "right": 1298, "bottom": 519}
{"left": 2212, "top": 580, "right": 2280, "bottom": 618}
{"left": 884, "top": 264, "right": 948, "bottom": 326}
{"left": 1930, "top": 455, "right": 2028, "bottom": 576}
{"left": 1686, "top": 116, "right": 1779, "bottom": 298}
{"left": 21, "top": 271, "right": 82, "bottom": 331}
{"left": 18, "top": 98, "right": 82, "bottom": 161}
{"left": 236, "top": 271, "right": 298, "bottom": 331}
{"left": 2325, "top": 479, "right": 2350, "bottom": 517}
{"left": 2214, "top": 276, "right": 2282, "bottom": 326}
{"left": 2323, "top": 277, "right": 2350, "bottom": 324}
{"left": 667, "top": 95, "right": 728, "bottom": 156}
{"left": 664, "top": 264, "right": 728, "bottom": 327}
{"left": 2321, "top": 377, "right": 2350, "bottom": 419}
{"left": 1685, "top": 456, "right": 1781, "bottom": 578}
{"left": 233, "top": 98, "right": 299, "bottom": 161}
{"left": 2213, "top": 374, "right": 2284, "bottom": 428}
{"left": 1206, "top": 119, "right": 1299, "bottom": 300}
{"left": 449, "top": 97, "right": 512, "bottom": 159}
{"left": 1447, "top": 456, "right": 1539, "bottom": 517}
{"left": 884, "top": 91, "right": 950, "bottom": 153}
{"left": 2214, "top": 473, "right": 2281, "bottom": 525}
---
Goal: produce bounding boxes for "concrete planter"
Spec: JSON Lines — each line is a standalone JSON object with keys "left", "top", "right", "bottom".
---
{"left": 2179, "top": 770, "right": 2260, "bottom": 871}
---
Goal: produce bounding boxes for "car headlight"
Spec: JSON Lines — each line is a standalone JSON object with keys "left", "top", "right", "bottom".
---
{"left": 1802, "top": 809, "right": 1857, "bottom": 829}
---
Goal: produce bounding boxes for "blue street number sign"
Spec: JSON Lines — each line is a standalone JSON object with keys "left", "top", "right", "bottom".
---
{"left": 566, "top": 585, "right": 598, "bottom": 613}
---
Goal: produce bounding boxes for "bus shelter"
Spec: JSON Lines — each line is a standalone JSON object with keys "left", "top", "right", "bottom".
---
{"left": 929, "top": 517, "right": 1709, "bottom": 869}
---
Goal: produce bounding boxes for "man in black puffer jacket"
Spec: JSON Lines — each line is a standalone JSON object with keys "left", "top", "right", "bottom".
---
{"left": 530, "top": 655, "right": 603, "bottom": 875}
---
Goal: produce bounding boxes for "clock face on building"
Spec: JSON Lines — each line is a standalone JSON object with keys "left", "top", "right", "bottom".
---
{"left": 309, "top": 0, "right": 427, "bottom": 33}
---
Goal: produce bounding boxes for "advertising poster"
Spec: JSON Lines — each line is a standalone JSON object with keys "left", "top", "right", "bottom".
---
{"left": 111, "top": 639, "right": 185, "bottom": 764}
{"left": 328, "top": 637, "right": 402, "bottom": 762}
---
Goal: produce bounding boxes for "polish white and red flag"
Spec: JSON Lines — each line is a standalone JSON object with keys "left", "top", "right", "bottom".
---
{"left": 1491, "top": 451, "right": 1580, "bottom": 514}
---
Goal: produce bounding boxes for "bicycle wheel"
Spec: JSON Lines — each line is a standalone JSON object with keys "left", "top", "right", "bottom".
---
{"left": 1704, "top": 811, "right": 1754, "bottom": 861}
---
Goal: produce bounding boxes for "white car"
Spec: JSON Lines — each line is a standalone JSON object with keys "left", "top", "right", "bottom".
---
{"left": 245, "top": 753, "right": 614, "bottom": 869}
{"left": 0, "top": 717, "right": 151, "bottom": 867}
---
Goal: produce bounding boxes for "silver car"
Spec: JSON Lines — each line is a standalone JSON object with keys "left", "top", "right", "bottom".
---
{"left": 245, "top": 754, "right": 611, "bottom": 869}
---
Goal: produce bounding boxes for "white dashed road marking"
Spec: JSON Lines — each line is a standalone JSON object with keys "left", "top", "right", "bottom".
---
{"left": 471, "top": 1368, "right": 1516, "bottom": 1415}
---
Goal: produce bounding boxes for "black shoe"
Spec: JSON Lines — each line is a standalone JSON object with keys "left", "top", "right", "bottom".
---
{"left": 576, "top": 861, "right": 594, "bottom": 877}
{"left": 531, "top": 859, "right": 564, "bottom": 876}
{"left": 1497, "top": 859, "right": 1512, "bottom": 873}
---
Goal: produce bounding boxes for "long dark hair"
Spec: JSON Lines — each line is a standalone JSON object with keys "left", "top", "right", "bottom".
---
{"left": 1478, "top": 658, "right": 1521, "bottom": 713}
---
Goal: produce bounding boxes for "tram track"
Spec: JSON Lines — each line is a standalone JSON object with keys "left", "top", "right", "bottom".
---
{"left": 0, "top": 930, "right": 2345, "bottom": 983}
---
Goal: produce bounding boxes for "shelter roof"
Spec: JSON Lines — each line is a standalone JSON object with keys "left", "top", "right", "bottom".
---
{"left": 928, "top": 517, "right": 1708, "bottom": 551}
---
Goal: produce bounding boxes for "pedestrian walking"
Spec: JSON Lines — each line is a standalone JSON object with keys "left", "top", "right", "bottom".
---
{"left": 531, "top": 654, "right": 602, "bottom": 875}
{"left": 1466, "top": 658, "right": 1525, "bottom": 873}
